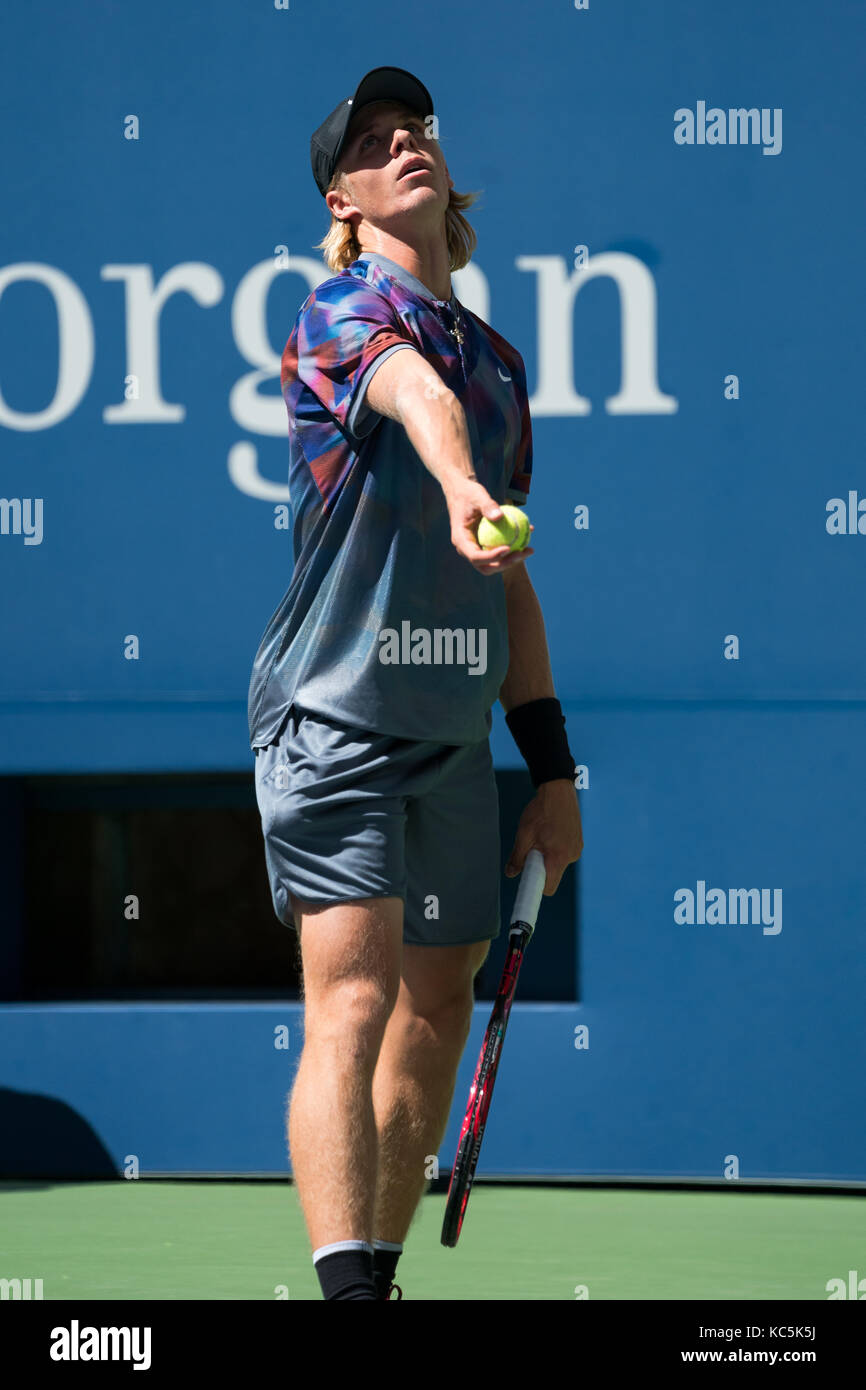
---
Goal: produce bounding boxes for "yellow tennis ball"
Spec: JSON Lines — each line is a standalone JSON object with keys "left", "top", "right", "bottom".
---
{"left": 477, "top": 513, "right": 516, "bottom": 549}
{"left": 502, "top": 504, "right": 530, "bottom": 550}
{"left": 477, "top": 504, "right": 530, "bottom": 551}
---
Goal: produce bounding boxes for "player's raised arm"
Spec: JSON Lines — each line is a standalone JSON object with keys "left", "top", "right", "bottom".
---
{"left": 364, "top": 348, "right": 533, "bottom": 576}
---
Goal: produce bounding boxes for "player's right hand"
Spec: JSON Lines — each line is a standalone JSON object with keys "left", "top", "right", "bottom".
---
{"left": 443, "top": 479, "right": 534, "bottom": 576}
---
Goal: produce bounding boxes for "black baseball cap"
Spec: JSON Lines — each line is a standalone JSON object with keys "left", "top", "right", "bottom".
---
{"left": 310, "top": 66, "right": 434, "bottom": 198}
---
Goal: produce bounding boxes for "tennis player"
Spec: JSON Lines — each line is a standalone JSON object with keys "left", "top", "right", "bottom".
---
{"left": 249, "top": 66, "right": 583, "bottom": 1300}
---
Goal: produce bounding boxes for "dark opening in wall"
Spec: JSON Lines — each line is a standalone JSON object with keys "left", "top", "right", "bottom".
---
{"left": 2, "top": 770, "right": 577, "bottom": 1002}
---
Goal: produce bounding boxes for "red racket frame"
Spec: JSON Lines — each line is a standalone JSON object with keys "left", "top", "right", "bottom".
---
{"left": 441, "top": 922, "right": 532, "bottom": 1247}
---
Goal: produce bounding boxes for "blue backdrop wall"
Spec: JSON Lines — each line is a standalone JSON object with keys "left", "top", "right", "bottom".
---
{"left": 1, "top": 0, "right": 864, "bottom": 1180}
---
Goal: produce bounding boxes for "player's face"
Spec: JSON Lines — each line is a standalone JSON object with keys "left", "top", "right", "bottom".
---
{"left": 331, "top": 102, "right": 453, "bottom": 224}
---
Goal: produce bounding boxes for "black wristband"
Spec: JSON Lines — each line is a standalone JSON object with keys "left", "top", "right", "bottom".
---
{"left": 504, "top": 697, "right": 575, "bottom": 788}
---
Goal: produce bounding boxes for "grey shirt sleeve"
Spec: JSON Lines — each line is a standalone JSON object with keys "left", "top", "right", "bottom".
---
{"left": 346, "top": 342, "right": 420, "bottom": 438}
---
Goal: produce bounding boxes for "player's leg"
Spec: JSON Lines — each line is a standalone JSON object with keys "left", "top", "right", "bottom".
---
{"left": 287, "top": 891, "right": 403, "bottom": 1253}
{"left": 253, "top": 700, "right": 411, "bottom": 1261}
{"left": 254, "top": 704, "right": 488, "bottom": 1294}
{"left": 371, "top": 731, "right": 501, "bottom": 1250}
{"left": 371, "top": 936, "right": 490, "bottom": 1245}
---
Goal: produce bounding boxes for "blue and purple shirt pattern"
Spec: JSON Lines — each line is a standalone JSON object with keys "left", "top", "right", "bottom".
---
{"left": 248, "top": 252, "right": 533, "bottom": 749}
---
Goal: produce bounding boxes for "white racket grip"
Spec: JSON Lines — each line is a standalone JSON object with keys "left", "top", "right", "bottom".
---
{"left": 509, "top": 847, "right": 546, "bottom": 928}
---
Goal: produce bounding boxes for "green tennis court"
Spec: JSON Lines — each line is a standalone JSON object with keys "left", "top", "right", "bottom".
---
{"left": 3, "top": 1181, "right": 862, "bottom": 1301}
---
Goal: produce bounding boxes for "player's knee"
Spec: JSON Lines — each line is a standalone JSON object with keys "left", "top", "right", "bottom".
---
{"left": 444, "top": 989, "right": 476, "bottom": 1045}
{"left": 407, "top": 986, "right": 476, "bottom": 1051}
{"left": 403, "top": 945, "right": 487, "bottom": 1043}
{"left": 306, "top": 978, "right": 395, "bottom": 1059}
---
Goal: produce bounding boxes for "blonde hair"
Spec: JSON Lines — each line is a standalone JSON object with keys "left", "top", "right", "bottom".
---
{"left": 314, "top": 165, "right": 482, "bottom": 274}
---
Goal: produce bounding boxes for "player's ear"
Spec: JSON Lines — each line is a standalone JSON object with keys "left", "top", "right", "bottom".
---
{"left": 326, "top": 185, "right": 357, "bottom": 219}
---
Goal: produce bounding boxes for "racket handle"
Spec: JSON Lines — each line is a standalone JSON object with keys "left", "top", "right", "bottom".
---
{"left": 509, "top": 847, "right": 546, "bottom": 930}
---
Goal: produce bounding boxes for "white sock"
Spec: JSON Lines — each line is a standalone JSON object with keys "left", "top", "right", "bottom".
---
{"left": 312, "top": 1239, "right": 374, "bottom": 1264}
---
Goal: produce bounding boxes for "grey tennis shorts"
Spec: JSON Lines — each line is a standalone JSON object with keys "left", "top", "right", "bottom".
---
{"left": 254, "top": 703, "right": 502, "bottom": 946}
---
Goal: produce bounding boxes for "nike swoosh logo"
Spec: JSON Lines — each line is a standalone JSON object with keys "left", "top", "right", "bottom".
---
{"left": 497, "top": 367, "right": 512, "bottom": 381}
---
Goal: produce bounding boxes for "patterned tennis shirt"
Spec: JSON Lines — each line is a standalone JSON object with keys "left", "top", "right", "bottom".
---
{"left": 247, "top": 251, "right": 533, "bottom": 750}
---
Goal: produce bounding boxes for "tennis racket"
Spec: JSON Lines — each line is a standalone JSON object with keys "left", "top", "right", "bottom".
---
{"left": 441, "top": 847, "right": 547, "bottom": 1247}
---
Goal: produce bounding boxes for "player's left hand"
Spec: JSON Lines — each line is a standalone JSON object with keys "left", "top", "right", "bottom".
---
{"left": 504, "top": 779, "right": 583, "bottom": 894}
